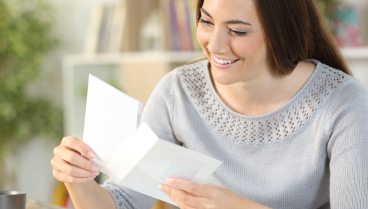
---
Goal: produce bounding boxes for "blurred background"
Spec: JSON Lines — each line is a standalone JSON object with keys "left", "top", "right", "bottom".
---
{"left": 0, "top": 0, "right": 367, "bottom": 208}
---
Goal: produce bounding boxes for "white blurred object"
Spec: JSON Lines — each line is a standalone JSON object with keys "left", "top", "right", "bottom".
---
{"left": 341, "top": 47, "right": 368, "bottom": 90}
{"left": 84, "top": 3, "right": 104, "bottom": 54}
{"left": 139, "top": 9, "right": 163, "bottom": 51}
{"left": 83, "top": 74, "right": 142, "bottom": 171}
{"left": 107, "top": 0, "right": 127, "bottom": 53}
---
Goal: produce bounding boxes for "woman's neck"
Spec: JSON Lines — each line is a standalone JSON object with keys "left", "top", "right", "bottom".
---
{"left": 210, "top": 61, "right": 316, "bottom": 116}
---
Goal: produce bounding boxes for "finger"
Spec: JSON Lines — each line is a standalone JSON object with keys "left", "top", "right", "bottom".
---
{"left": 160, "top": 184, "right": 204, "bottom": 208}
{"left": 166, "top": 178, "right": 207, "bottom": 197}
{"left": 51, "top": 157, "right": 99, "bottom": 178}
{"left": 55, "top": 146, "right": 99, "bottom": 172}
{"left": 53, "top": 169, "right": 95, "bottom": 184}
{"left": 61, "top": 136, "right": 96, "bottom": 159}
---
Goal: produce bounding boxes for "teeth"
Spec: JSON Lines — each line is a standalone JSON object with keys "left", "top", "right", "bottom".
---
{"left": 213, "top": 56, "right": 238, "bottom": 65}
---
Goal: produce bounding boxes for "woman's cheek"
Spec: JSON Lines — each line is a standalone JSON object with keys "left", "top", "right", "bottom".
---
{"left": 231, "top": 36, "right": 254, "bottom": 57}
{"left": 196, "top": 25, "right": 211, "bottom": 47}
{"left": 243, "top": 31, "right": 268, "bottom": 63}
{"left": 233, "top": 33, "right": 264, "bottom": 62}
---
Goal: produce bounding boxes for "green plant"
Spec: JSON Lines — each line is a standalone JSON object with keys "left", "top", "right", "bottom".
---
{"left": 0, "top": 0, "right": 63, "bottom": 160}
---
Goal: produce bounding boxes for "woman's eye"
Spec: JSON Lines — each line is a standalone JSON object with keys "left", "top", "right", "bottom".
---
{"left": 230, "top": 29, "right": 248, "bottom": 36}
{"left": 199, "top": 18, "right": 247, "bottom": 37}
{"left": 199, "top": 18, "right": 212, "bottom": 25}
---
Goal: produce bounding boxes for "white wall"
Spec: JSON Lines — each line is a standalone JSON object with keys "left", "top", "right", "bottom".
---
{"left": 28, "top": 0, "right": 118, "bottom": 106}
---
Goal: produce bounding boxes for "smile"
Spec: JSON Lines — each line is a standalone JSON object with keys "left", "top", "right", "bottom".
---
{"left": 212, "top": 55, "right": 239, "bottom": 69}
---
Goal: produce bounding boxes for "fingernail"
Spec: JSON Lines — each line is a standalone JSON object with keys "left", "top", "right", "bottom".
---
{"left": 91, "top": 172, "right": 99, "bottom": 176}
{"left": 91, "top": 165, "right": 99, "bottom": 172}
{"left": 158, "top": 184, "right": 166, "bottom": 192}
{"left": 88, "top": 151, "right": 95, "bottom": 158}
{"left": 88, "top": 177, "right": 94, "bottom": 180}
{"left": 166, "top": 178, "right": 174, "bottom": 185}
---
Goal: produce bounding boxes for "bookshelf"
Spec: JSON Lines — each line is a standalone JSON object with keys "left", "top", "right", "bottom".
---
{"left": 84, "top": 0, "right": 199, "bottom": 53}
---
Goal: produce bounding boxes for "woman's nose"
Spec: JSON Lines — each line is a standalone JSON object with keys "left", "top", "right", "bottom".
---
{"left": 207, "top": 29, "right": 228, "bottom": 54}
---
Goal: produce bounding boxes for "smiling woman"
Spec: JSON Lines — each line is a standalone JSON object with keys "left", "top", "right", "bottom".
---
{"left": 51, "top": 0, "right": 368, "bottom": 209}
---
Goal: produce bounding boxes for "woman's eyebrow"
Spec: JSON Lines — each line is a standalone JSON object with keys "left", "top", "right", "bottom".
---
{"left": 200, "top": 8, "right": 252, "bottom": 26}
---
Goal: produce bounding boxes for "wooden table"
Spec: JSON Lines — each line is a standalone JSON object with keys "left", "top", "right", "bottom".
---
{"left": 26, "top": 199, "right": 65, "bottom": 209}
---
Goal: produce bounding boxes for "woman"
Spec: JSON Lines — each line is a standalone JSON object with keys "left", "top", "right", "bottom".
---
{"left": 51, "top": 0, "right": 368, "bottom": 208}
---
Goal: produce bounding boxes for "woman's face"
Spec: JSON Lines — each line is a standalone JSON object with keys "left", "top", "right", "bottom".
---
{"left": 197, "top": 0, "right": 269, "bottom": 85}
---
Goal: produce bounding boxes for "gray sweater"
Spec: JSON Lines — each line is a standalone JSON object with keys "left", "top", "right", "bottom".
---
{"left": 102, "top": 59, "right": 368, "bottom": 209}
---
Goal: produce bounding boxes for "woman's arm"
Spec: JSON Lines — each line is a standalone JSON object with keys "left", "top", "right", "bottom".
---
{"left": 159, "top": 178, "right": 272, "bottom": 209}
{"left": 65, "top": 180, "right": 116, "bottom": 209}
{"left": 325, "top": 84, "right": 368, "bottom": 208}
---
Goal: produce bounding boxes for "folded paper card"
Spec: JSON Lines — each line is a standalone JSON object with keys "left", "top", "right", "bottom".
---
{"left": 82, "top": 74, "right": 223, "bottom": 206}
{"left": 103, "top": 123, "right": 223, "bottom": 205}
{"left": 83, "top": 74, "right": 143, "bottom": 172}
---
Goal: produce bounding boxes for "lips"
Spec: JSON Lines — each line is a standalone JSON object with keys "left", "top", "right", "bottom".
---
{"left": 212, "top": 56, "right": 240, "bottom": 69}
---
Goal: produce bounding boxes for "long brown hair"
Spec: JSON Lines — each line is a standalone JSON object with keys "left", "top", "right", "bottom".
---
{"left": 191, "top": 0, "right": 352, "bottom": 76}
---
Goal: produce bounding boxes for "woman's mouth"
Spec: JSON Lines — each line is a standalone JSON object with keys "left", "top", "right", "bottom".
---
{"left": 212, "top": 56, "right": 239, "bottom": 69}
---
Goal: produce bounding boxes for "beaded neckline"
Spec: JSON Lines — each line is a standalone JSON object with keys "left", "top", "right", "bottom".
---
{"left": 178, "top": 59, "right": 347, "bottom": 145}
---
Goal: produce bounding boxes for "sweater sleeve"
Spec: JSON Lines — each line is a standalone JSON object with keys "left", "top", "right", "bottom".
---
{"left": 101, "top": 70, "right": 180, "bottom": 209}
{"left": 326, "top": 79, "right": 368, "bottom": 209}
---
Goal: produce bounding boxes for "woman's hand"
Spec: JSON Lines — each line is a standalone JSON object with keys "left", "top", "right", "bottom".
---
{"left": 159, "top": 178, "right": 271, "bottom": 209}
{"left": 51, "top": 136, "right": 99, "bottom": 184}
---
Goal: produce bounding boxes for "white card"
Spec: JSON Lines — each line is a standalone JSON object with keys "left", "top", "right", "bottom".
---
{"left": 82, "top": 75, "right": 223, "bottom": 206}
{"left": 83, "top": 74, "right": 143, "bottom": 172}
{"left": 103, "top": 123, "right": 223, "bottom": 206}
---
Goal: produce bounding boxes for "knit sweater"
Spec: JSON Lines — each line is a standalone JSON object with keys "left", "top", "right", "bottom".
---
{"left": 101, "top": 59, "right": 368, "bottom": 209}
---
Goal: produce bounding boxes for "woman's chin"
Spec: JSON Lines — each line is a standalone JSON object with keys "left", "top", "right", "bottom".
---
{"left": 208, "top": 62, "right": 244, "bottom": 85}
{"left": 211, "top": 73, "right": 240, "bottom": 85}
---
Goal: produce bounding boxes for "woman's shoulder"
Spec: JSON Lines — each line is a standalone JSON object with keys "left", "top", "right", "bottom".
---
{"left": 319, "top": 61, "right": 368, "bottom": 105}
{"left": 319, "top": 61, "right": 368, "bottom": 124}
{"left": 157, "top": 59, "right": 209, "bottom": 87}
{"left": 154, "top": 59, "right": 209, "bottom": 96}
{"left": 176, "top": 59, "right": 209, "bottom": 79}
{"left": 150, "top": 59, "right": 209, "bottom": 103}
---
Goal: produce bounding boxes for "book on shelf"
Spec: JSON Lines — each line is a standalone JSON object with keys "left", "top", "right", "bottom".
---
{"left": 51, "top": 182, "right": 74, "bottom": 208}
{"left": 168, "top": 0, "right": 180, "bottom": 51}
{"left": 97, "top": 3, "right": 114, "bottom": 53}
{"left": 84, "top": 0, "right": 127, "bottom": 54}
{"left": 175, "top": 0, "right": 193, "bottom": 50}
{"left": 83, "top": 3, "right": 104, "bottom": 54}
{"left": 187, "top": 0, "right": 201, "bottom": 51}
{"left": 108, "top": 2, "right": 127, "bottom": 53}
{"left": 163, "top": 0, "right": 202, "bottom": 51}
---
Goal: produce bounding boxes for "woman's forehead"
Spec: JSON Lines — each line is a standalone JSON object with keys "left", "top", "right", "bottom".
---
{"left": 202, "top": 0, "right": 259, "bottom": 26}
